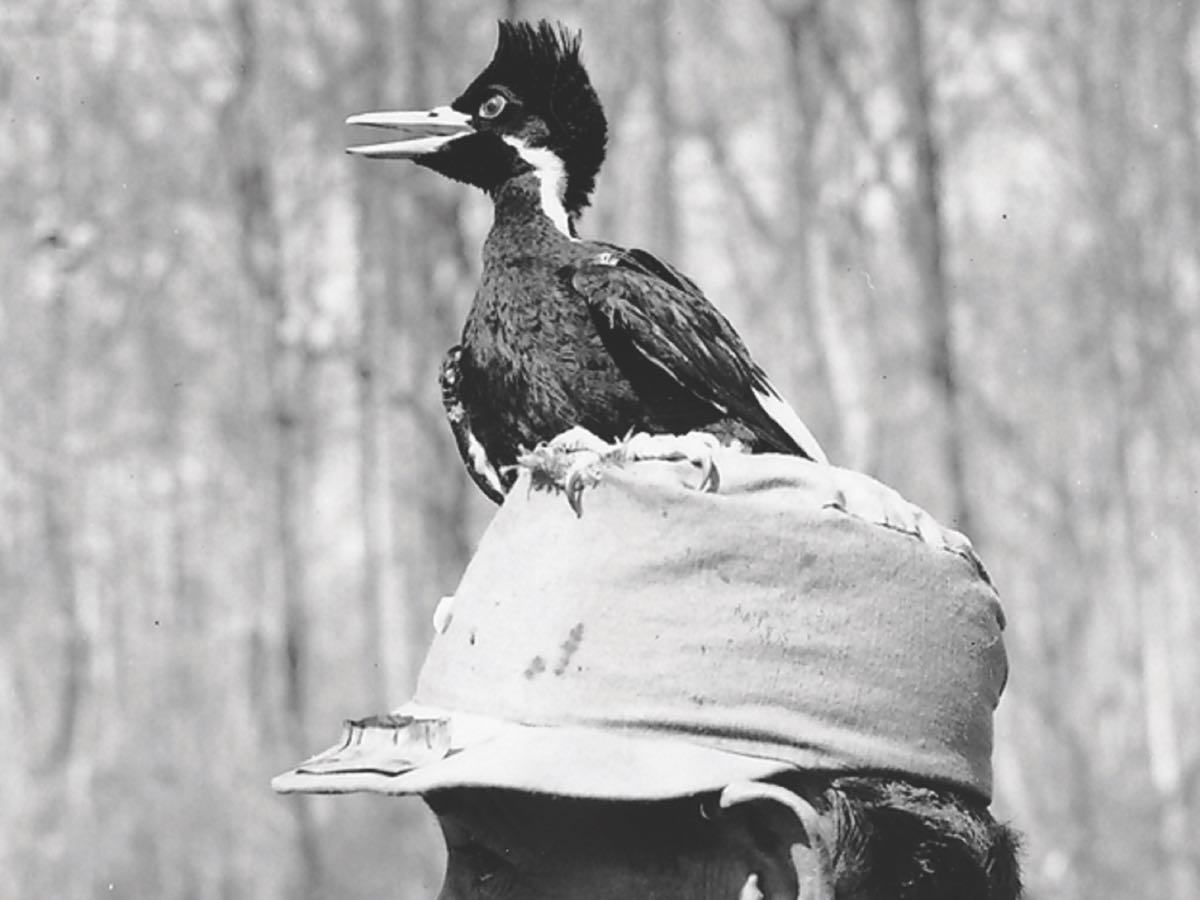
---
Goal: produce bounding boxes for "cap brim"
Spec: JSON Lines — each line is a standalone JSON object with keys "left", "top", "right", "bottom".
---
{"left": 273, "top": 705, "right": 793, "bottom": 800}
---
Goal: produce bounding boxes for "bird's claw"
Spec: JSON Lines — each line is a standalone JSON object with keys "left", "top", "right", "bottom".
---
{"left": 517, "top": 428, "right": 611, "bottom": 516}
{"left": 623, "top": 431, "right": 723, "bottom": 494}
{"left": 821, "top": 467, "right": 991, "bottom": 584}
{"left": 517, "top": 428, "right": 728, "bottom": 515}
{"left": 564, "top": 453, "right": 605, "bottom": 517}
{"left": 548, "top": 425, "right": 613, "bottom": 455}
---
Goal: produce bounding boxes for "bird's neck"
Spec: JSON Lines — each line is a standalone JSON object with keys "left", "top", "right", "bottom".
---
{"left": 489, "top": 170, "right": 578, "bottom": 243}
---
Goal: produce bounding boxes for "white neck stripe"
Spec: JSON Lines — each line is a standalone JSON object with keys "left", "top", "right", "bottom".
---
{"left": 502, "top": 136, "right": 575, "bottom": 239}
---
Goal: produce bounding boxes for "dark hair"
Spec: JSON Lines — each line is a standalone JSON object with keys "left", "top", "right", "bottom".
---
{"left": 773, "top": 772, "right": 1022, "bottom": 900}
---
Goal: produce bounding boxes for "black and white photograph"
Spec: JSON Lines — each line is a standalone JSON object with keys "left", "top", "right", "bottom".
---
{"left": 3, "top": 1, "right": 1197, "bottom": 897}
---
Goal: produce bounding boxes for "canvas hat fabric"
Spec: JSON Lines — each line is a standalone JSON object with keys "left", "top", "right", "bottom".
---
{"left": 273, "top": 450, "right": 1007, "bottom": 802}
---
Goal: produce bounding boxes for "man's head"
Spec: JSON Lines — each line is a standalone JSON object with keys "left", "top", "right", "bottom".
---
{"left": 429, "top": 788, "right": 780, "bottom": 900}
{"left": 426, "top": 774, "right": 1020, "bottom": 899}
{"left": 275, "top": 449, "right": 1021, "bottom": 898}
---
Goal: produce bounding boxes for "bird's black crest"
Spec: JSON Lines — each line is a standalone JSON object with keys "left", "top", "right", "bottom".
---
{"left": 493, "top": 20, "right": 582, "bottom": 80}
{"left": 455, "top": 20, "right": 608, "bottom": 216}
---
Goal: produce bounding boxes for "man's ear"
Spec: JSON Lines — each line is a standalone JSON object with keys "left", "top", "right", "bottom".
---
{"left": 718, "top": 781, "right": 837, "bottom": 900}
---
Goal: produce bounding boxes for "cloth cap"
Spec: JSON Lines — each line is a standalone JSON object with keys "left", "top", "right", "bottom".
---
{"left": 274, "top": 452, "right": 1007, "bottom": 802}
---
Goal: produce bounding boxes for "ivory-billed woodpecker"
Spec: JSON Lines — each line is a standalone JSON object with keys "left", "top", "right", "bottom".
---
{"left": 348, "top": 20, "right": 826, "bottom": 503}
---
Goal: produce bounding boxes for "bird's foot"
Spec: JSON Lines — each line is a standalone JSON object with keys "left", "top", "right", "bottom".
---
{"left": 516, "top": 428, "right": 724, "bottom": 517}
{"left": 516, "top": 427, "right": 613, "bottom": 516}
{"left": 546, "top": 425, "right": 615, "bottom": 455}
{"left": 820, "top": 466, "right": 991, "bottom": 584}
{"left": 621, "top": 431, "right": 723, "bottom": 493}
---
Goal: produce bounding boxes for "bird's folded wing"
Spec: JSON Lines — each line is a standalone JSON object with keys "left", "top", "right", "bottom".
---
{"left": 572, "top": 252, "right": 826, "bottom": 461}
{"left": 440, "top": 345, "right": 510, "bottom": 504}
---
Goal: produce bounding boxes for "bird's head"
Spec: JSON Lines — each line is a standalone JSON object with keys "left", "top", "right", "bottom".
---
{"left": 348, "top": 20, "right": 607, "bottom": 233}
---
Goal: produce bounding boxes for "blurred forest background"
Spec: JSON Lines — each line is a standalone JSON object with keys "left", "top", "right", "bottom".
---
{"left": 2, "top": 0, "right": 1198, "bottom": 897}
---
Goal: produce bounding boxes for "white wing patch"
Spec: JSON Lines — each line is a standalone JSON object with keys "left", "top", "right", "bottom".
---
{"left": 753, "top": 380, "right": 828, "bottom": 464}
{"left": 502, "top": 136, "right": 575, "bottom": 240}
{"left": 465, "top": 427, "right": 507, "bottom": 496}
{"left": 447, "top": 396, "right": 507, "bottom": 496}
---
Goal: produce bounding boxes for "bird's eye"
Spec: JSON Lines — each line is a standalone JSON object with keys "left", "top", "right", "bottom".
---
{"left": 478, "top": 94, "right": 507, "bottom": 119}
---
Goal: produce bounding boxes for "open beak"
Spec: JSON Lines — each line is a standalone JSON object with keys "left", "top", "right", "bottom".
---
{"left": 346, "top": 105, "right": 475, "bottom": 159}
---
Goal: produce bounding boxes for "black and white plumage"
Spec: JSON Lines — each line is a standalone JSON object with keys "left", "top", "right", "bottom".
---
{"left": 350, "top": 21, "right": 827, "bottom": 502}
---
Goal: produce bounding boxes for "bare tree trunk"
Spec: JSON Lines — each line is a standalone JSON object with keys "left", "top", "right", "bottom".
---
{"left": 777, "top": 2, "right": 823, "bottom": 393}
{"left": 648, "top": 0, "right": 681, "bottom": 263}
{"left": 389, "top": 0, "right": 481, "bottom": 694}
{"left": 772, "top": 1, "right": 859, "bottom": 465}
{"left": 1113, "top": 14, "right": 1193, "bottom": 896}
{"left": 353, "top": 0, "right": 397, "bottom": 710}
{"left": 36, "top": 236, "right": 88, "bottom": 774}
{"left": 895, "top": 0, "right": 973, "bottom": 532}
{"left": 1104, "top": 284, "right": 1192, "bottom": 900}
{"left": 807, "top": 205, "right": 873, "bottom": 470}
{"left": 1171, "top": 0, "right": 1200, "bottom": 244}
{"left": 223, "top": 1, "right": 323, "bottom": 896}
{"left": 1167, "top": 9, "right": 1200, "bottom": 893}
{"left": 1071, "top": 4, "right": 1196, "bottom": 895}
{"left": 137, "top": 260, "right": 196, "bottom": 629}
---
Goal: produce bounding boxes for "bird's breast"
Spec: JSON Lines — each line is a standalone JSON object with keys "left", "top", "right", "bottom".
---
{"left": 459, "top": 255, "right": 643, "bottom": 459}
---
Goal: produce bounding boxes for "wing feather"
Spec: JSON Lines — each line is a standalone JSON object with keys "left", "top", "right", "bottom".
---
{"left": 572, "top": 250, "right": 827, "bottom": 462}
{"left": 440, "top": 346, "right": 510, "bottom": 504}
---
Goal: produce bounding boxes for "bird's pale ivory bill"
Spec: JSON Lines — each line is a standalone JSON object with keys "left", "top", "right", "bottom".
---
{"left": 346, "top": 106, "right": 473, "bottom": 158}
